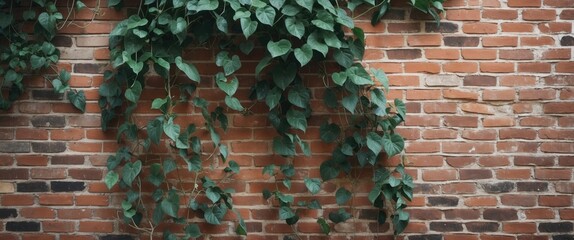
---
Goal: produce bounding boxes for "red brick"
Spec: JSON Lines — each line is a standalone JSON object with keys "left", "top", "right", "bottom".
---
{"left": 464, "top": 196, "right": 497, "bottom": 206}
{"left": 518, "top": 63, "right": 552, "bottom": 73}
{"left": 483, "top": 90, "right": 515, "bottom": 101}
{"left": 539, "top": 195, "right": 573, "bottom": 207}
{"left": 78, "top": 221, "right": 114, "bottom": 233}
{"left": 39, "top": 195, "right": 74, "bottom": 206}
{"left": 480, "top": 62, "right": 515, "bottom": 73}
{"left": 462, "top": 49, "right": 496, "bottom": 60}
{"left": 482, "top": 9, "right": 518, "bottom": 20}
{"left": 539, "top": 22, "right": 572, "bottom": 33}
{"left": 502, "top": 23, "right": 535, "bottom": 32}
{"left": 523, "top": 9, "right": 556, "bottom": 21}
{"left": 526, "top": 208, "right": 556, "bottom": 219}
{"left": 483, "top": 37, "right": 518, "bottom": 47}
{"left": 444, "top": 89, "right": 479, "bottom": 100}
{"left": 422, "top": 170, "right": 457, "bottom": 181}
{"left": 503, "top": 222, "right": 537, "bottom": 234}
{"left": 462, "top": 23, "right": 498, "bottom": 34}
{"left": 407, "top": 35, "right": 442, "bottom": 46}
{"left": 425, "top": 49, "right": 460, "bottom": 60}
{"left": 462, "top": 129, "right": 497, "bottom": 140}
{"left": 443, "top": 62, "right": 478, "bottom": 73}
{"left": 535, "top": 169, "right": 572, "bottom": 180}
{"left": 500, "top": 50, "right": 534, "bottom": 60}
{"left": 521, "top": 36, "right": 555, "bottom": 46}
{"left": 557, "top": 62, "right": 574, "bottom": 73}
{"left": 461, "top": 103, "right": 494, "bottom": 115}
{"left": 508, "top": 0, "right": 541, "bottom": 7}
{"left": 519, "top": 89, "right": 556, "bottom": 100}
{"left": 483, "top": 117, "right": 515, "bottom": 127}
{"left": 447, "top": 9, "right": 481, "bottom": 20}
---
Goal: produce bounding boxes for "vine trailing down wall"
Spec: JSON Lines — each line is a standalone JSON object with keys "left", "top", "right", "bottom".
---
{"left": 98, "top": 0, "right": 443, "bottom": 238}
{"left": 0, "top": 0, "right": 445, "bottom": 238}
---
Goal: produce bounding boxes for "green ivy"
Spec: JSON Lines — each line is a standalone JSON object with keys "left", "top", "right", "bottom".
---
{"left": 97, "top": 0, "right": 444, "bottom": 238}
{"left": 0, "top": 0, "right": 88, "bottom": 112}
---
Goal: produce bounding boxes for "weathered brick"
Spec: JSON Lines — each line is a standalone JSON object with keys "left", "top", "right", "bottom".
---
{"left": 425, "top": 22, "right": 458, "bottom": 33}
{"left": 0, "top": 142, "right": 31, "bottom": 153}
{"left": 539, "top": 222, "right": 573, "bottom": 232}
{"left": 17, "top": 182, "right": 49, "bottom": 192}
{"left": 51, "top": 182, "right": 86, "bottom": 192}
{"left": 31, "top": 116, "right": 66, "bottom": 128}
{"left": 428, "top": 197, "right": 459, "bottom": 206}
{"left": 466, "top": 222, "right": 499, "bottom": 232}
{"left": 0, "top": 209, "right": 18, "bottom": 219}
{"left": 5, "top": 222, "right": 41, "bottom": 232}
{"left": 517, "top": 182, "right": 549, "bottom": 192}
{"left": 484, "top": 209, "right": 518, "bottom": 221}
{"left": 31, "top": 142, "right": 67, "bottom": 153}
{"left": 481, "top": 182, "right": 514, "bottom": 193}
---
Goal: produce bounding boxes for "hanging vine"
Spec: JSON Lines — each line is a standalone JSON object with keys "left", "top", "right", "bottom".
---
{"left": 0, "top": 0, "right": 94, "bottom": 111}
{"left": 3, "top": 0, "right": 445, "bottom": 238}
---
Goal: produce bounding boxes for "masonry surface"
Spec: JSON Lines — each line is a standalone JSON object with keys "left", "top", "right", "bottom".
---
{"left": 0, "top": 0, "right": 573, "bottom": 239}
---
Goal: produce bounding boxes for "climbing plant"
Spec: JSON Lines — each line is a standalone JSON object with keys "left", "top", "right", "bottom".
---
{"left": 2, "top": 0, "right": 445, "bottom": 238}
{"left": 0, "top": 0, "right": 90, "bottom": 111}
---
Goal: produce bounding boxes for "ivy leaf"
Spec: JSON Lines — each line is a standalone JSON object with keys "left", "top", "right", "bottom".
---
{"left": 121, "top": 160, "right": 142, "bottom": 186}
{"left": 240, "top": 18, "right": 258, "bottom": 39}
{"left": 371, "top": 88, "right": 387, "bottom": 111}
{"left": 265, "top": 87, "right": 282, "bottom": 109}
{"left": 216, "top": 75, "right": 239, "bottom": 96}
{"left": 125, "top": 81, "right": 142, "bottom": 103}
{"left": 225, "top": 96, "right": 244, "bottom": 111}
{"left": 323, "top": 88, "right": 338, "bottom": 108}
{"left": 366, "top": 132, "right": 383, "bottom": 155}
{"left": 332, "top": 72, "right": 347, "bottom": 86}
{"left": 320, "top": 122, "right": 340, "bottom": 143}
{"left": 295, "top": 0, "right": 314, "bottom": 12}
{"left": 30, "top": 55, "right": 46, "bottom": 70}
{"left": 294, "top": 44, "right": 312, "bottom": 66}
{"left": 286, "top": 109, "right": 307, "bottom": 132}
{"left": 317, "top": 218, "right": 330, "bottom": 235}
{"left": 224, "top": 160, "right": 240, "bottom": 173}
{"left": 163, "top": 117, "right": 181, "bottom": 142}
{"left": 67, "top": 91, "right": 86, "bottom": 113}
{"left": 311, "top": 11, "right": 334, "bottom": 31}
{"left": 239, "top": 41, "right": 254, "bottom": 55}
{"left": 272, "top": 63, "right": 296, "bottom": 90}
{"left": 204, "top": 208, "right": 221, "bottom": 225}
{"left": 335, "top": 187, "right": 352, "bottom": 205}
{"left": 288, "top": 86, "right": 310, "bottom": 108}
{"left": 160, "top": 190, "right": 180, "bottom": 218}
{"left": 256, "top": 6, "right": 276, "bottom": 25}
{"left": 104, "top": 171, "right": 119, "bottom": 189}
{"left": 342, "top": 94, "right": 358, "bottom": 113}
{"left": 273, "top": 136, "right": 296, "bottom": 156}
{"left": 279, "top": 206, "right": 296, "bottom": 220}
{"left": 147, "top": 118, "right": 163, "bottom": 145}
{"left": 383, "top": 133, "right": 404, "bottom": 157}
{"left": 347, "top": 66, "right": 373, "bottom": 85}
{"left": 235, "top": 217, "right": 247, "bottom": 235}
{"left": 206, "top": 188, "right": 221, "bottom": 203}
{"left": 371, "top": 69, "right": 389, "bottom": 93}
{"left": 333, "top": 49, "right": 353, "bottom": 68}
{"left": 151, "top": 98, "right": 168, "bottom": 110}
{"left": 320, "top": 160, "right": 339, "bottom": 181}
{"left": 216, "top": 52, "right": 242, "bottom": 76}
{"left": 23, "top": 10, "right": 36, "bottom": 21}
{"left": 329, "top": 209, "right": 351, "bottom": 223}
{"left": 304, "top": 178, "right": 321, "bottom": 194}
{"left": 215, "top": 14, "right": 228, "bottom": 33}
{"left": 267, "top": 39, "right": 292, "bottom": 58}
{"left": 184, "top": 224, "right": 202, "bottom": 238}
{"left": 336, "top": 8, "right": 354, "bottom": 28}
{"left": 163, "top": 158, "right": 177, "bottom": 174}
{"left": 307, "top": 32, "right": 328, "bottom": 57}
{"left": 170, "top": 17, "right": 187, "bottom": 34}
{"left": 175, "top": 56, "right": 200, "bottom": 82}
{"left": 394, "top": 99, "right": 407, "bottom": 120}
{"left": 38, "top": 12, "right": 56, "bottom": 37}
{"left": 285, "top": 17, "right": 305, "bottom": 39}
{"left": 368, "top": 187, "right": 381, "bottom": 204}
{"left": 270, "top": 0, "right": 285, "bottom": 9}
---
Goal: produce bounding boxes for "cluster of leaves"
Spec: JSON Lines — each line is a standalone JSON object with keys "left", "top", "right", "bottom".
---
{"left": 0, "top": 0, "right": 87, "bottom": 111}
{"left": 99, "top": 0, "right": 444, "bottom": 238}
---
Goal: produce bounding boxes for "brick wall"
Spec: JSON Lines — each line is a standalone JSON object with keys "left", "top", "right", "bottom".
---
{"left": 1, "top": 0, "right": 573, "bottom": 239}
